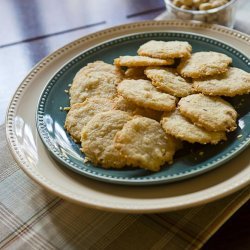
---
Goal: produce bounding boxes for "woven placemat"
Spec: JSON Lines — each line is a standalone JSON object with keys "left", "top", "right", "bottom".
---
{"left": 1, "top": 124, "right": 249, "bottom": 249}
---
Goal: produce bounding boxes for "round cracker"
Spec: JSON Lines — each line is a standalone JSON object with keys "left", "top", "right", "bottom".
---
{"left": 112, "top": 95, "right": 162, "bottom": 121}
{"left": 65, "top": 97, "right": 114, "bottom": 142}
{"left": 193, "top": 67, "right": 250, "bottom": 96}
{"left": 177, "top": 52, "right": 232, "bottom": 78}
{"left": 137, "top": 40, "right": 192, "bottom": 59}
{"left": 69, "top": 61, "right": 123, "bottom": 105}
{"left": 117, "top": 79, "right": 177, "bottom": 111}
{"left": 178, "top": 94, "right": 237, "bottom": 132}
{"left": 145, "top": 66, "right": 194, "bottom": 97}
{"left": 161, "top": 110, "right": 227, "bottom": 144}
{"left": 114, "top": 117, "right": 176, "bottom": 171}
{"left": 124, "top": 67, "right": 148, "bottom": 80}
{"left": 81, "top": 110, "right": 132, "bottom": 168}
{"left": 75, "top": 60, "right": 123, "bottom": 78}
{"left": 114, "top": 55, "right": 174, "bottom": 67}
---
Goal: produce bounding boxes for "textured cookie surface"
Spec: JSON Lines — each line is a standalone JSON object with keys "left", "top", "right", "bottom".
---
{"left": 177, "top": 52, "right": 232, "bottom": 78}
{"left": 138, "top": 40, "right": 192, "bottom": 59}
{"left": 124, "top": 67, "right": 148, "bottom": 80}
{"left": 114, "top": 56, "right": 174, "bottom": 67}
{"left": 114, "top": 117, "right": 176, "bottom": 171}
{"left": 117, "top": 79, "right": 177, "bottom": 111}
{"left": 179, "top": 94, "right": 237, "bottom": 132}
{"left": 145, "top": 67, "right": 194, "bottom": 97}
{"left": 81, "top": 110, "right": 132, "bottom": 168}
{"left": 161, "top": 110, "right": 227, "bottom": 144}
{"left": 69, "top": 61, "right": 123, "bottom": 105}
{"left": 65, "top": 97, "right": 113, "bottom": 142}
{"left": 112, "top": 95, "right": 162, "bottom": 121}
{"left": 193, "top": 67, "right": 250, "bottom": 96}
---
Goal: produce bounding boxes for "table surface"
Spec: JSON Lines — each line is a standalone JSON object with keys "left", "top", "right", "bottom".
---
{"left": 0, "top": 0, "right": 249, "bottom": 249}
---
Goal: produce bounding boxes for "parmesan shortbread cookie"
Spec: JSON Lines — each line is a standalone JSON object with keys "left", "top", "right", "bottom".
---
{"left": 124, "top": 67, "right": 148, "bottom": 80}
{"left": 138, "top": 40, "right": 192, "bottom": 59}
{"left": 114, "top": 117, "right": 176, "bottom": 171}
{"left": 178, "top": 94, "right": 237, "bottom": 132}
{"left": 69, "top": 61, "right": 123, "bottom": 105}
{"left": 113, "top": 95, "right": 162, "bottom": 121}
{"left": 81, "top": 110, "right": 132, "bottom": 168}
{"left": 161, "top": 110, "right": 227, "bottom": 144}
{"left": 114, "top": 55, "right": 174, "bottom": 67}
{"left": 78, "top": 60, "right": 123, "bottom": 76}
{"left": 65, "top": 97, "right": 113, "bottom": 142}
{"left": 117, "top": 79, "right": 177, "bottom": 111}
{"left": 177, "top": 52, "right": 232, "bottom": 78}
{"left": 193, "top": 67, "right": 250, "bottom": 96}
{"left": 145, "top": 67, "right": 194, "bottom": 97}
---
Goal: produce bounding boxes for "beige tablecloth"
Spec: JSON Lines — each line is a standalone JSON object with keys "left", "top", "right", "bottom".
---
{"left": 1, "top": 124, "right": 249, "bottom": 249}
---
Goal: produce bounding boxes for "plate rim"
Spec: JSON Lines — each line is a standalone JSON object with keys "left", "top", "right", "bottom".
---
{"left": 5, "top": 20, "right": 250, "bottom": 213}
{"left": 36, "top": 31, "right": 250, "bottom": 185}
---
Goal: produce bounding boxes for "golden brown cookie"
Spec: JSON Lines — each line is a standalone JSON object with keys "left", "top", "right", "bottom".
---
{"left": 145, "top": 66, "right": 194, "bottom": 97}
{"left": 124, "top": 67, "right": 148, "bottom": 80}
{"left": 178, "top": 94, "right": 237, "bottom": 132}
{"left": 177, "top": 51, "right": 232, "bottom": 78}
{"left": 112, "top": 95, "right": 162, "bottom": 121}
{"left": 193, "top": 67, "right": 250, "bottom": 96}
{"left": 81, "top": 110, "right": 132, "bottom": 168}
{"left": 114, "top": 55, "right": 174, "bottom": 67}
{"left": 117, "top": 79, "right": 177, "bottom": 111}
{"left": 114, "top": 116, "right": 177, "bottom": 171}
{"left": 65, "top": 97, "right": 114, "bottom": 142}
{"left": 69, "top": 61, "right": 123, "bottom": 105}
{"left": 138, "top": 40, "right": 192, "bottom": 59}
{"left": 161, "top": 110, "right": 227, "bottom": 144}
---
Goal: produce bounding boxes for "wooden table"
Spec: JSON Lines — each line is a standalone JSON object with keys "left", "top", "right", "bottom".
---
{"left": 0, "top": 0, "right": 249, "bottom": 249}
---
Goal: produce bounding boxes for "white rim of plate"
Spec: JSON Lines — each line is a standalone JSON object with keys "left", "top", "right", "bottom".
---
{"left": 5, "top": 20, "right": 250, "bottom": 213}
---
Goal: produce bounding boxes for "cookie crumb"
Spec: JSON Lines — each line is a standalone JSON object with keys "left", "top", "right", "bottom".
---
{"left": 83, "top": 157, "right": 90, "bottom": 163}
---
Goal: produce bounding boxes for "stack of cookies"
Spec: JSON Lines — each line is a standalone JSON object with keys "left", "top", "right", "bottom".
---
{"left": 64, "top": 40, "right": 250, "bottom": 172}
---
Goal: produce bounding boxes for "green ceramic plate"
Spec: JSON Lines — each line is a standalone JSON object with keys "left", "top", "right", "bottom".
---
{"left": 36, "top": 32, "right": 250, "bottom": 185}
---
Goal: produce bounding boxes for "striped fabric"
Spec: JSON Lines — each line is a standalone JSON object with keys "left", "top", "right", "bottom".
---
{"left": 0, "top": 124, "right": 249, "bottom": 250}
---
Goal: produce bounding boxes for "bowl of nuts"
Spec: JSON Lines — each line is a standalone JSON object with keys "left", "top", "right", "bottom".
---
{"left": 165, "top": 0, "right": 237, "bottom": 28}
